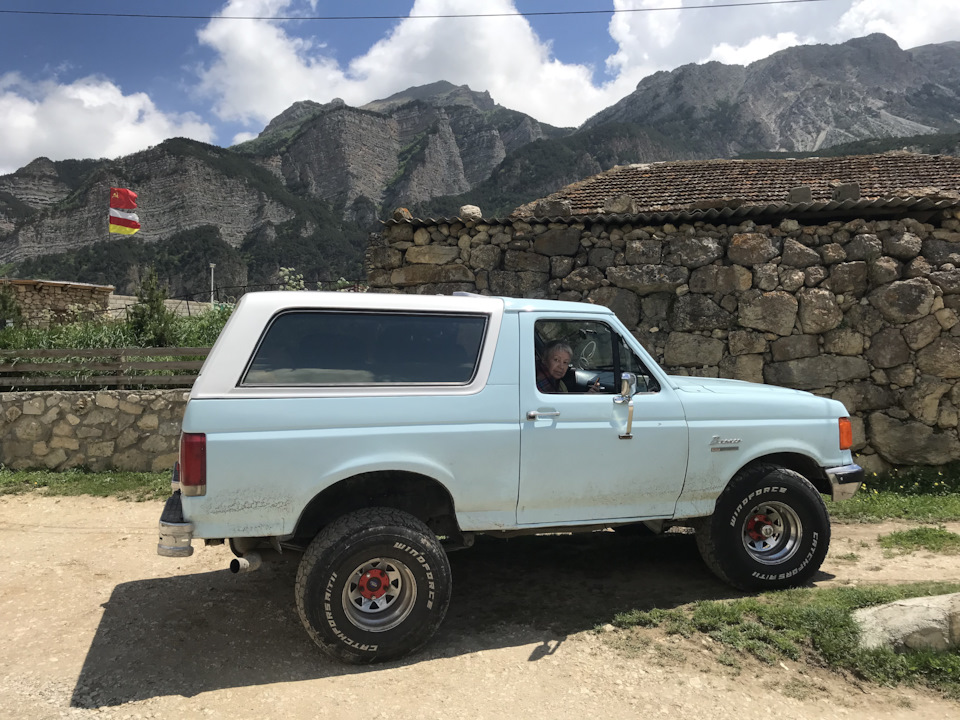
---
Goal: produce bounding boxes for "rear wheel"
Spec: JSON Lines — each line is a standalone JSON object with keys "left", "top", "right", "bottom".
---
{"left": 295, "top": 507, "right": 452, "bottom": 663}
{"left": 696, "top": 463, "right": 830, "bottom": 591}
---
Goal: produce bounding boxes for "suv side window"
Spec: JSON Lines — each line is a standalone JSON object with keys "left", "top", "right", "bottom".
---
{"left": 243, "top": 311, "right": 487, "bottom": 386}
{"left": 616, "top": 334, "right": 660, "bottom": 393}
{"left": 534, "top": 319, "right": 659, "bottom": 394}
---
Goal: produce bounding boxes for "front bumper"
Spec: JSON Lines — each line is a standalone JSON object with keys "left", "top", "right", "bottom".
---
{"left": 824, "top": 463, "right": 864, "bottom": 501}
{"left": 158, "top": 486, "right": 194, "bottom": 557}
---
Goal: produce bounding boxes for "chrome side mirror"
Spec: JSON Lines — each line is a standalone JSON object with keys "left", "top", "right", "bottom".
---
{"left": 615, "top": 372, "right": 637, "bottom": 439}
{"left": 615, "top": 372, "right": 637, "bottom": 403}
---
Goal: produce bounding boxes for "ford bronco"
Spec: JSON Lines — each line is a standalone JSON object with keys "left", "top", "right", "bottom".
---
{"left": 158, "top": 291, "right": 862, "bottom": 663}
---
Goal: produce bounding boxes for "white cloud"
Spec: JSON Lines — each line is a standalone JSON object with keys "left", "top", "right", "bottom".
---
{"left": 231, "top": 131, "right": 259, "bottom": 145}
{"left": 196, "top": 0, "right": 627, "bottom": 130}
{"left": 835, "top": 0, "right": 960, "bottom": 48}
{"left": 0, "top": 73, "right": 214, "bottom": 175}
{"left": 704, "top": 32, "right": 815, "bottom": 66}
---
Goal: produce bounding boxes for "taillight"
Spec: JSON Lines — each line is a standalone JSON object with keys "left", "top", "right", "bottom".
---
{"left": 180, "top": 433, "right": 207, "bottom": 496}
{"left": 838, "top": 417, "right": 853, "bottom": 451}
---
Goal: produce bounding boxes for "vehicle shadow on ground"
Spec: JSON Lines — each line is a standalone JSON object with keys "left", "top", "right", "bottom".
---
{"left": 71, "top": 531, "right": 770, "bottom": 708}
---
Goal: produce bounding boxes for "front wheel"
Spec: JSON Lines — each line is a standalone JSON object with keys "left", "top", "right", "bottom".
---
{"left": 295, "top": 508, "right": 452, "bottom": 664}
{"left": 696, "top": 463, "right": 830, "bottom": 591}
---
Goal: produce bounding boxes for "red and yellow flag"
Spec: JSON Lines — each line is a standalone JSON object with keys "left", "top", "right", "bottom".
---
{"left": 109, "top": 187, "right": 140, "bottom": 235}
{"left": 110, "top": 187, "right": 137, "bottom": 209}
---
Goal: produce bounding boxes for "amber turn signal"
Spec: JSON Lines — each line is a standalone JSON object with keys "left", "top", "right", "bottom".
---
{"left": 838, "top": 417, "right": 853, "bottom": 450}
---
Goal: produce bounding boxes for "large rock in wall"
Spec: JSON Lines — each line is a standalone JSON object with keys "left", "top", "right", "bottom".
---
{"left": 371, "top": 209, "right": 960, "bottom": 469}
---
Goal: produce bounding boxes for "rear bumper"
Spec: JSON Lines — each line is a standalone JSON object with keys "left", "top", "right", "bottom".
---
{"left": 824, "top": 463, "right": 864, "bottom": 501}
{"left": 158, "top": 487, "right": 194, "bottom": 557}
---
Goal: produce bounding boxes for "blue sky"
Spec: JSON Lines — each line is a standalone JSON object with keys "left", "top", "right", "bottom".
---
{"left": 1, "top": 0, "right": 958, "bottom": 175}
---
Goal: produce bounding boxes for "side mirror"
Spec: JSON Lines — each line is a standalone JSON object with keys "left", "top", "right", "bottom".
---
{"left": 614, "top": 372, "right": 637, "bottom": 404}
{"left": 615, "top": 372, "right": 637, "bottom": 439}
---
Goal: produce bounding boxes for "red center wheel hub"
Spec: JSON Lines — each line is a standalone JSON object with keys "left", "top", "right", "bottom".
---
{"left": 746, "top": 514, "right": 775, "bottom": 541}
{"left": 358, "top": 568, "right": 391, "bottom": 599}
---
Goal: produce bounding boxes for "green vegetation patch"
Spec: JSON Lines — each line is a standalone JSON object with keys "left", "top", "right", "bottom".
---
{"left": 825, "top": 492, "right": 960, "bottom": 524}
{"left": 879, "top": 526, "right": 960, "bottom": 555}
{"left": 609, "top": 583, "right": 960, "bottom": 697}
{"left": 0, "top": 303, "right": 231, "bottom": 351}
{"left": 863, "top": 462, "right": 960, "bottom": 496}
{"left": 0, "top": 468, "right": 170, "bottom": 500}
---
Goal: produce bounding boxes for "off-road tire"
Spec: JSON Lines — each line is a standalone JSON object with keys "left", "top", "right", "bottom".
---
{"left": 696, "top": 463, "right": 830, "bottom": 591}
{"left": 295, "top": 507, "right": 452, "bottom": 664}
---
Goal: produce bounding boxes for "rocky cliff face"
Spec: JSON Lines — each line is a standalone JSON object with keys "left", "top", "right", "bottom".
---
{"left": 0, "top": 158, "right": 74, "bottom": 210}
{"left": 3, "top": 36, "right": 960, "bottom": 280}
{"left": 583, "top": 34, "right": 960, "bottom": 155}
{"left": 247, "top": 82, "right": 565, "bottom": 221}
{"left": 0, "top": 142, "right": 296, "bottom": 263}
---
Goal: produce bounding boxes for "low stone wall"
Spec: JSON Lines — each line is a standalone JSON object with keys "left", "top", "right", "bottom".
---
{"left": 0, "top": 390, "right": 187, "bottom": 472}
{"left": 2, "top": 278, "right": 113, "bottom": 326}
{"left": 107, "top": 294, "right": 211, "bottom": 319}
{"left": 370, "top": 210, "right": 960, "bottom": 472}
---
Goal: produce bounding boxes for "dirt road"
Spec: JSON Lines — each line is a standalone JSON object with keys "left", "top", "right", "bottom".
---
{"left": 0, "top": 495, "right": 957, "bottom": 720}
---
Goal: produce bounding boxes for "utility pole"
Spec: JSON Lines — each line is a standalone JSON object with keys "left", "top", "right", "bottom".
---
{"left": 209, "top": 263, "right": 216, "bottom": 307}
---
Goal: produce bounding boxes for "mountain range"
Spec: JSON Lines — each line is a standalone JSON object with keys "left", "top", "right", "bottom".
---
{"left": 1, "top": 33, "right": 959, "bottom": 299}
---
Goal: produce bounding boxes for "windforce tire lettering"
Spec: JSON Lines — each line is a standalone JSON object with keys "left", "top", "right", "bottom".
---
{"left": 295, "top": 508, "right": 452, "bottom": 664}
{"left": 696, "top": 464, "right": 831, "bottom": 591}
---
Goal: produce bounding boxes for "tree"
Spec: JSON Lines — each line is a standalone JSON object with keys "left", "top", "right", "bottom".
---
{"left": 127, "top": 267, "right": 178, "bottom": 346}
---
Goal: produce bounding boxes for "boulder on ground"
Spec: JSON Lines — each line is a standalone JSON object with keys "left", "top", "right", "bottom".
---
{"left": 854, "top": 593, "right": 960, "bottom": 652}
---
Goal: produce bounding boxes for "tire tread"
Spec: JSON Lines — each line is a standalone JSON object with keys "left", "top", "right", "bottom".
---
{"left": 696, "top": 462, "right": 830, "bottom": 591}
{"left": 295, "top": 507, "right": 450, "bottom": 663}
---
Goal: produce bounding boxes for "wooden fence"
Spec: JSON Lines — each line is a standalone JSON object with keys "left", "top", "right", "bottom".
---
{"left": 0, "top": 347, "right": 210, "bottom": 390}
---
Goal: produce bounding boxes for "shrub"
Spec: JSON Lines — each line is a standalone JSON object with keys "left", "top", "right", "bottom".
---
{"left": 126, "top": 268, "right": 178, "bottom": 347}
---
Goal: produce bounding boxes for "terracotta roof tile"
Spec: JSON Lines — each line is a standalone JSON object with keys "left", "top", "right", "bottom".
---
{"left": 513, "top": 152, "right": 960, "bottom": 217}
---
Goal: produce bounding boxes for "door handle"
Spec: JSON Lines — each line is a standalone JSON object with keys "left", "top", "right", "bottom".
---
{"left": 527, "top": 410, "right": 561, "bottom": 420}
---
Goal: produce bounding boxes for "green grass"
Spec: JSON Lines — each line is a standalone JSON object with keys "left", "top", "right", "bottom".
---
{"left": 0, "top": 468, "right": 169, "bottom": 500}
{"left": 860, "top": 462, "right": 960, "bottom": 496}
{"left": 825, "top": 493, "right": 960, "bottom": 523}
{"left": 610, "top": 583, "right": 960, "bottom": 697}
{"left": 879, "top": 526, "right": 960, "bottom": 555}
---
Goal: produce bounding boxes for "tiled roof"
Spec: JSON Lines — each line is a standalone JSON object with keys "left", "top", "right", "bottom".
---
{"left": 513, "top": 152, "right": 960, "bottom": 217}
{"left": 1, "top": 277, "right": 114, "bottom": 292}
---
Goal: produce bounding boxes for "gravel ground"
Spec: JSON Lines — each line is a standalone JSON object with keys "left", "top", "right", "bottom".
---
{"left": 1, "top": 494, "right": 958, "bottom": 720}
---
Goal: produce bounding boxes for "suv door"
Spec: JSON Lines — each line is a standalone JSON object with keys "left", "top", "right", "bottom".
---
{"left": 517, "top": 313, "right": 688, "bottom": 524}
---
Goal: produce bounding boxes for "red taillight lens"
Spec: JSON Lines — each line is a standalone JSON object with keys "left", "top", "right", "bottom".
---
{"left": 180, "top": 433, "right": 206, "bottom": 495}
{"left": 838, "top": 417, "right": 853, "bottom": 451}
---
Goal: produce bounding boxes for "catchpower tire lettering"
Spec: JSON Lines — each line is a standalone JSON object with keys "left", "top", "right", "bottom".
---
{"left": 696, "top": 463, "right": 831, "bottom": 591}
{"left": 295, "top": 507, "right": 452, "bottom": 664}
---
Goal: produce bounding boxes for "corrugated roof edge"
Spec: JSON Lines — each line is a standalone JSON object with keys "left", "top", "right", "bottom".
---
{"left": 0, "top": 277, "right": 115, "bottom": 292}
{"left": 381, "top": 196, "right": 960, "bottom": 228}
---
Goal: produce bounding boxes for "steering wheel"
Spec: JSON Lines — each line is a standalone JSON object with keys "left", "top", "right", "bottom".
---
{"left": 578, "top": 340, "right": 597, "bottom": 367}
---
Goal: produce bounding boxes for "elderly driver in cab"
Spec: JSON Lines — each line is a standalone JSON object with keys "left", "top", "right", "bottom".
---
{"left": 536, "top": 340, "right": 599, "bottom": 394}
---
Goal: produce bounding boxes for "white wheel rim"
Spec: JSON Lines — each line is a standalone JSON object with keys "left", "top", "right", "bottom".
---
{"left": 740, "top": 501, "right": 803, "bottom": 566}
{"left": 342, "top": 557, "right": 417, "bottom": 632}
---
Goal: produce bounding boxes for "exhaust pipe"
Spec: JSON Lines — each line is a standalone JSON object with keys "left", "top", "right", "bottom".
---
{"left": 229, "top": 552, "right": 262, "bottom": 574}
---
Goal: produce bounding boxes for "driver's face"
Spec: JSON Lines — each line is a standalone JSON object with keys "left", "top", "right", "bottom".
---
{"left": 545, "top": 350, "right": 572, "bottom": 380}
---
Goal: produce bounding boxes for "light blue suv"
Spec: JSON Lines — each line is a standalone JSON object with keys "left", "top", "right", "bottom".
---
{"left": 159, "top": 291, "right": 862, "bottom": 663}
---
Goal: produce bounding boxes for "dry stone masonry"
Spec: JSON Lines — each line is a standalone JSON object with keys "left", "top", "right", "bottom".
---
{"left": 369, "top": 209, "right": 960, "bottom": 473}
{"left": 2, "top": 279, "right": 112, "bottom": 327}
{"left": 0, "top": 390, "right": 187, "bottom": 472}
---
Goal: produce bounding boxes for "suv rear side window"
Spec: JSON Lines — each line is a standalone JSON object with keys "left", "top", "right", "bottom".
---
{"left": 242, "top": 311, "right": 487, "bottom": 386}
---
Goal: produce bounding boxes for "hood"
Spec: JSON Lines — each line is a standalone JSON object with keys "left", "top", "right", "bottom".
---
{"left": 666, "top": 375, "right": 848, "bottom": 421}
{"left": 669, "top": 376, "right": 807, "bottom": 396}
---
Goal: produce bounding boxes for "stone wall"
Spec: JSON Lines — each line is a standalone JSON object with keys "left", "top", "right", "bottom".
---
{"left": 107, "top": 294, "right": 211, "bottom": 319}
{"left": 369, "top": 211, "right": 960, "bottom": 472}
{"left": 0, "top": 390, "right": 187, "bottom": 472}
{"left": 2, "top": 279, "right": 112, "bottom": 327}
